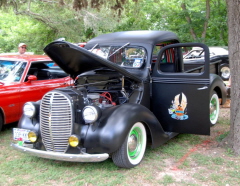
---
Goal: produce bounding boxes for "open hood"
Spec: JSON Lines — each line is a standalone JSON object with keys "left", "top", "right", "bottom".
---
{"left": 44, "top": 41, "right": 142, "bottom": 82}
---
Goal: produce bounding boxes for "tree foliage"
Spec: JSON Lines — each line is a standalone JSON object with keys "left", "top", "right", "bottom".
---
{"left": 111, "top": 0, "right": 227, "bottom": 45}
{"left": 0, "top": 11, "right": 54, "bottom": 54}
{"left": 0, "top": 0, "right": 227, "bottom": 54}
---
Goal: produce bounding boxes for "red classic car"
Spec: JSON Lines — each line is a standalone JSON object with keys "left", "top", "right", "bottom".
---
{"left": 0, "top": 54, "right": 72, "bottom": 130}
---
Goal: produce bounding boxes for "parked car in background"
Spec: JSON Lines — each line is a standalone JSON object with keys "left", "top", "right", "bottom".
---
{"left": 183, "top": 47, "right": 230, "bottom": 80}
{"left": 0, "top": 54, "right": 72, "bottom": 130}
{"left": 77, "top": 42, "right": 86, "bottom": 47}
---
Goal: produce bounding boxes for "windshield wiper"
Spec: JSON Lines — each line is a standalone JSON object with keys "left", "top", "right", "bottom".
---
{"left": 90, "top": 43, "right": 99, "bottom": 52}
{"left": 108, "top": 43, "right": 130, "bottom": 58}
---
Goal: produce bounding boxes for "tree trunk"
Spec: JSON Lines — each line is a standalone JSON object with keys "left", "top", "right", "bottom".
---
{"left": 201, "top": 0, "right": 210, "bottom": 41}
{"left": 181, "top": 1, "right": 210, "bottom": 42}
{"left": 225, "top": 0, "right": 240, "bottom": 155}
{"left": 181, "top": 3, "right": 197, "bottom": 40}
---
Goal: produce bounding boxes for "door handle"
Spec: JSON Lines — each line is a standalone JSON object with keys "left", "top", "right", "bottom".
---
{"left": 197, "top": 86, "right": 208, "bottom": 90}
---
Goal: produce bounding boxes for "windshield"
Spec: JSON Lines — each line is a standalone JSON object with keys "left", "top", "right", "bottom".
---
{"left": 90, "top": 46, "right": 146, "bottom": 68}
{"left": 0, "top": 60, "right": 27, "bottom": 82}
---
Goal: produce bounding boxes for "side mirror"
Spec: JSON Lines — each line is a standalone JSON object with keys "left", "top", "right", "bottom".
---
{"left": 27, "top": 75, "right": 37, "bottom": 81}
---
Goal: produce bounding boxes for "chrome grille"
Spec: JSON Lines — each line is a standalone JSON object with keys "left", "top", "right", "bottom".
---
{"left": 40, "top": 91, "right": 72, "bottom": 153}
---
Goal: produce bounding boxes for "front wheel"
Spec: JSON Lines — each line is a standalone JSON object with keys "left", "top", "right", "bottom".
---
{"left": 112, "top": 122, "right": 147, "bottom": 168}
{"left": 210, "top": 91, "right": 220, "bottom": 126}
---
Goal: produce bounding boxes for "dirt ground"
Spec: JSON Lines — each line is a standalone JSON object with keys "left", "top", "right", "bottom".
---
{"left": 158, "top": 81, "right": 233, "bottom": 186}
{"left": 156, "top": 107, "right": 234, "bottom": 185}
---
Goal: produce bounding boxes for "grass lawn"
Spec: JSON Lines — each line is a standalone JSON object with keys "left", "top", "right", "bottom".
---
{"left": 1, "top": 108, "right": 239, "bottom": 186}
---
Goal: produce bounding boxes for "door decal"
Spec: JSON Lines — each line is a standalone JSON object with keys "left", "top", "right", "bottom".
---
{"left": 168, "top": 92, "right": 188, "bottom": 120}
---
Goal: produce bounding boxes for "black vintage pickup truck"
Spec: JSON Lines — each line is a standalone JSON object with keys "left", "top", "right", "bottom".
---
{"left": 12, "top": 30, "right": 227, "bottom": 168}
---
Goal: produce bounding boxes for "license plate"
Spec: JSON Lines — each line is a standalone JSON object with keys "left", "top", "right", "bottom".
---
{"left": 13, "top": 128, "right": 30, "bottom": 141}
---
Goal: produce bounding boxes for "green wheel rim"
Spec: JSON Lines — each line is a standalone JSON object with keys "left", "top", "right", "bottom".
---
{"left": 128, "top": 127, "right": 141, "bottom": 159}
{"left": 127, "top": 122, "right": 147, "bottom": 165}
{"left": 210, "top": 93, "right": 219, "bottom": 125}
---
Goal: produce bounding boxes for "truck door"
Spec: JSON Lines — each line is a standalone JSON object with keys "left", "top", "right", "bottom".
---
{"left": 151, "top": 43, "right": 210, "bottom": 135}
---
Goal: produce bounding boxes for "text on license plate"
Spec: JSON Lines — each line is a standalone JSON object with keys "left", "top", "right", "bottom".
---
{"left": 13, "top": 128, "right": 30, "bottom": 141}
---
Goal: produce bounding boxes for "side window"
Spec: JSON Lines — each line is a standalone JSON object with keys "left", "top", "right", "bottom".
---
{"left": 159, "top": 48, "right": 177, "bottom": 72}
{"left": 161, "top": 48, "right": 175, "bottom": 63}
{"left": 183, "top": 47, "right": 206, "bottom": 74}
{"left": 152, "top": 43, "right": 176, "bottom": 63}
{"left": 152, "top": 42, "right": 177, "bottom": 72}
{"left": 155, "top": 45, "right": 206, "bottom": 74}
{"left": 184, "top": 47, "right": 204, "bottom": 59}
{"left": 25, "top": 61, "right": 67, "bottom": 81}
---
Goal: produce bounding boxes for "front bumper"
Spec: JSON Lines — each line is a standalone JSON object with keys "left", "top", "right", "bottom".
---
{"left": 11, "top": 143, "right": 109, "bottom": 162}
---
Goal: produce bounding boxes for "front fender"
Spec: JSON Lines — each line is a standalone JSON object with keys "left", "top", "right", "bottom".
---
{"left": 83, "top": 103, "right": 168, "bottom": 154}
{"left": 17, "top": 101, "right": 41, "bottom": 132}
{"left": 210, "top": 74, "right": 227, "bottom": 104}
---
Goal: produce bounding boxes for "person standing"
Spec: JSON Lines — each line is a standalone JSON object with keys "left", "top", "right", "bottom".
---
{"left": 18, "top": 43, "right": 27, "bottom": 54}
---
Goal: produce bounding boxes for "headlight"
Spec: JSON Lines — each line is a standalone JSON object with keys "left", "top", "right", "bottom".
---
{"left": 82, "top": 106, "right": 101, "bottom": 123}
{"left": 68, "top": 135, "right": 79, "bottom": 147}
{"left": 23, "top": 102, "right": 36, "bottom": 118}
{"left": 28, "top": 131, "right": 38, "bottom": 142}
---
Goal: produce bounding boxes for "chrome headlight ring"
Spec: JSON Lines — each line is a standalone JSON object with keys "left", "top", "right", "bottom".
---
{"left": 23, "top": 102, "right": 36, "bottom": 118}
{"left": 82, "top": 106, "right": 101, "bottom": 123}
